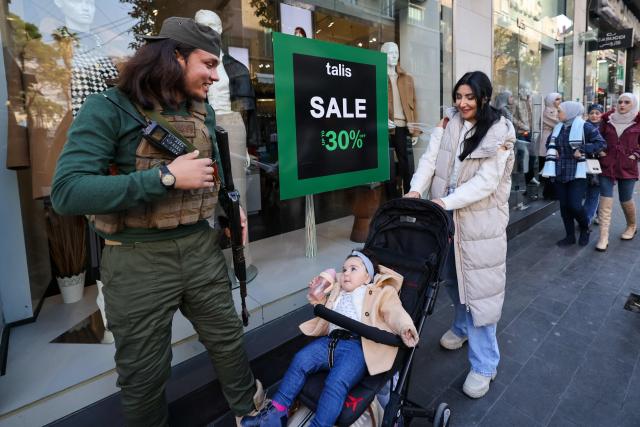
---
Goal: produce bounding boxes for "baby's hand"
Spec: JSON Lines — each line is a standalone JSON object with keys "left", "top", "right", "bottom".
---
{"left": 401, "top": 327, "right": 419, "bottom": 347}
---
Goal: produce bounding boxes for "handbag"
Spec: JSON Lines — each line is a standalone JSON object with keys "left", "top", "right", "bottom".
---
{"left": 585, "top": 158, "right": 602, "bottom": 175}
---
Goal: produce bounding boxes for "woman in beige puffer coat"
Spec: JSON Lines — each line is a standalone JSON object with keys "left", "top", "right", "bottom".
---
{"left": 406, "top": 71, "right": 515, "bottom": 399}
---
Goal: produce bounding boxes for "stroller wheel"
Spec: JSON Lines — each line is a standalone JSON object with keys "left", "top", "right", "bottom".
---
{"left": 433, "top": 403, "right": 451, "bottom": 427}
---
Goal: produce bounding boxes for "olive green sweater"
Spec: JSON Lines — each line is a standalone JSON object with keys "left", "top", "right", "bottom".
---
{"left": 51, "top": 87, "right": 220, "bottom": 243}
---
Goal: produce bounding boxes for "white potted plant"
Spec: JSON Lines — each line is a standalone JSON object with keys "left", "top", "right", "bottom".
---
{"left": 45, "top": 208, "right": 86, "bottom": 304}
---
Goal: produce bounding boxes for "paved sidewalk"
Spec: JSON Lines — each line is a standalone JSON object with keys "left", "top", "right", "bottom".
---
{"left": 413, "top": 197, "right": 640, "bottom": 426}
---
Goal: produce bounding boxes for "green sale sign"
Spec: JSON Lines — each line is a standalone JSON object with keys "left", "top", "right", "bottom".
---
{"left": 273, "top": 32, "right": 389, "bottom": 200}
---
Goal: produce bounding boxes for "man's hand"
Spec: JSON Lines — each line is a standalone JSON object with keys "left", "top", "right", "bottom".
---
{"left": 599, "top": 151, "right": 607, "bottom": 158}
{"left": 629, "top": 154, "right": 638, "bottom": 161}
{"left": 240, "top": 206, "right": 248, "bottom": 246}
{"left": 167, "top": 150, "right": 216, "bottom": 190}
{"left": 573, "top": 150, "right": 583, "bottom": 159}
{"left": 404, "top": 191, "right": 421, "bottom": 199}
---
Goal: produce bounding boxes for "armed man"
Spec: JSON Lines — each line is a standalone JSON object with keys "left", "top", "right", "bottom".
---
{"left": 51, "top": 17, "right": 263, "bottom": 426}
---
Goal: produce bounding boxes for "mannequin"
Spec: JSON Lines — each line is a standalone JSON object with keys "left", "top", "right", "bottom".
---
{"left": 195, "top": 9, "right": 256, "bottom": 270}
{"left": 381, "top": 42, "right": 419, "bottom": 198}
{"left": 53, "top": 0, "right": 118, "bottom": 335}
{"left": 55, "top": 0, "right": 94, "bottom": 33}
{"left": 27, "top": 0, "right": 119, "bottom": 199}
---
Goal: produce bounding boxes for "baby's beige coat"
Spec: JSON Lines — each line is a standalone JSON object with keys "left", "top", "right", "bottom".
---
{"left": 300, "top": 265, "right": 417, "bottom": 376}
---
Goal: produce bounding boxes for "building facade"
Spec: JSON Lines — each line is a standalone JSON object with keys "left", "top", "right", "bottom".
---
{"left": 0, "top": 1, "right": 638, "bottom": 424}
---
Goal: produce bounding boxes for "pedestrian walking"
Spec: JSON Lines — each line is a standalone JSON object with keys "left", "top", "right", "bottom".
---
{"left": 539, "top": 92, "right": 562, "bottom": 199}
{"left": 405, "top": 71, "right": 515, "bottom": 399}
{"left": 51, "top": 17, "right": 264, "bottom": 426}
{"left": 596, "top": 93, "right": 640, "bottom": 251}
{"left": 542, "top": 101, "right": 606, "bottom": 246}
{"left": 584, "top": 103, "right": 605, "bottom": 225}
{"left": 494, "top": 90, "right": 514, "bottom": 122}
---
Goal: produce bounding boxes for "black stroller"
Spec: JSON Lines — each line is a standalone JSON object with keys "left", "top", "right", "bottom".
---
{"left": 296, "top": 198, "right": 454, "bottom": 427}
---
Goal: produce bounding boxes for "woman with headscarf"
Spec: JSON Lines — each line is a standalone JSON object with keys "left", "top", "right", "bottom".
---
{"left": 543, "top": 101, "right": 606, "bottom": 246}
{"left": 494, "top": 90, "right": 514, "bottom": 122}
{"left": 584, "top": 104, "right": 605, "bottom": 225}
{"left": 596, "top": 93, "right": 640, "bottom": 251}
{"left": 539, "top": 93, "right": 562, "bottom": 198}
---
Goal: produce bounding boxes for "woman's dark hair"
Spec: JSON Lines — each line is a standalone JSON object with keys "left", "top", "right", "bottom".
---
{"left": 453, "top": 71, "right": 501, "bottom": 161}
{"left": 117, "top": 39, "right": 197, "bottom": 110}
{"left": 294, "top": 26, "right": 307, "bottom": 37}
{"left": 348, "top": 248, "right": 380, "bottom": 274}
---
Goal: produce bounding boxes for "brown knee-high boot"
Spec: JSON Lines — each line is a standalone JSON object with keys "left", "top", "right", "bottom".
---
{"left": 596, "top": 197, "right": 613, "bottom": 252}
{"left": 621, "top": 200, "right": 637, "bottom": 240}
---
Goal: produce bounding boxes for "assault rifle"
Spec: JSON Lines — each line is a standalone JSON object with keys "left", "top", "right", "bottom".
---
{"left": 215, "top": 126, "right": 250, "bottom": 326}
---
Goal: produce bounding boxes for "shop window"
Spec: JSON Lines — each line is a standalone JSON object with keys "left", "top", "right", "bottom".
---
{"left": 2, "top": 0, "right": 452, "bottom": 324}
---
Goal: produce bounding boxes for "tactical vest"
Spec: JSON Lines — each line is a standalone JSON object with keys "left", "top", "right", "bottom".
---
{"left": 89, "top": 101, "right": 219, "bottom": 234}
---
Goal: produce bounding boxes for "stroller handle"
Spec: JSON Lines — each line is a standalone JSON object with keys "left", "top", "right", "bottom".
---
{"left": 314, "top": 305, "right": 405, "bottom": 347}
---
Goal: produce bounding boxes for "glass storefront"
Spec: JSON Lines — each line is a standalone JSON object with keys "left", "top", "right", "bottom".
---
{"left": 584, "top": 16, "right": 629, "bottom": 110}
{"left": 492, "top": 0, "right": 574, "bottom": 210}
{"left": 1, "top": 0, "right": 452, "bottom": 337}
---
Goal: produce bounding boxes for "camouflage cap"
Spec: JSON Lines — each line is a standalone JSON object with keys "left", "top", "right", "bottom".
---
{"left": 143, "top": 17, "right": 221, "bottom": 57}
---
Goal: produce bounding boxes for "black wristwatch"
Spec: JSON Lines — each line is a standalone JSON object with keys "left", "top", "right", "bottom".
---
{"left": 159, "top": 163, "right": 176, "bottom": 189}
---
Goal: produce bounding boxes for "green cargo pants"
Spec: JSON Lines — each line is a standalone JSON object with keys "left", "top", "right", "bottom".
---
{"left": 101, "top": 227, "right": 256, "bottom": 427}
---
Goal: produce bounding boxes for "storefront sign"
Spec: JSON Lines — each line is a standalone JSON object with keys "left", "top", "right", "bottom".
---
{"left": 596, "top": 29, "right": 634, "bottom": 50}
{"left": 273, "top": 32, "right": 388, "bottom": 200}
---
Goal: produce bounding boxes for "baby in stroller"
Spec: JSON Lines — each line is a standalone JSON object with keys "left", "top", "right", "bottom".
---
{"left": 242, "top": 249, "right": 419, "bottom": 427}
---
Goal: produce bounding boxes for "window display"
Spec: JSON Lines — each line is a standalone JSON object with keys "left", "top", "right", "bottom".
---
{"left": 2, "top": 0, "right": 452, "bottom": 332}
{"left": 492, "top": 0, "right": 574, "bottom": 209}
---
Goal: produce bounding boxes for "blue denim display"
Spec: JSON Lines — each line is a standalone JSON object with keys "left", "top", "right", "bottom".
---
{"left": 599, "top": 176, "right": 637, "bottom": 202}
{"left": 584, "top": 180, "right": 600, "bottom": 224}
{"left": 272, "top": 336, "right": 367, "bottom": 427}
{"left": 441, "top": 218, "right": 500, "bottom": 377}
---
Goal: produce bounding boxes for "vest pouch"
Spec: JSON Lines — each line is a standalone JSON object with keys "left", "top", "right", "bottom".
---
{"left": 115, "top": 105, "right": 218, "bottom": 231}
{"left": 88, "top": 213, "right": 124, "bottom": 234}
{"left": 199, "top": 185, "right": 219, "bottom": 219}
{"left": 178, "top": 188, "right": 205, "bottom": 225}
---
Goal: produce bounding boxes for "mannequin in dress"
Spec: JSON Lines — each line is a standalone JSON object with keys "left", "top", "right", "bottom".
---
{"left": 195, "top": 9, "right": 256, "bottom": 269}
{"left": 53, "top": 0, "right": 118, "bottom": 339}
{"left": 381, "top": 42, "right": 419, "bottom": 198}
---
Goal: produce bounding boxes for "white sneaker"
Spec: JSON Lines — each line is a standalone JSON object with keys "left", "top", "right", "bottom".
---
{"left": 439, "top": 329, "right": 467, "bottom": 350}
{"left": 530, "top": 177, "right": 540, "bottom": 186}
{"left": 462, "top": 370, "right": 496, "bottom": 399}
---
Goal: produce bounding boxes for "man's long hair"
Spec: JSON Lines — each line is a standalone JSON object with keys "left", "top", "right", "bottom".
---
{"left": 118, "top": 39, "right": 196, "bottom": 110}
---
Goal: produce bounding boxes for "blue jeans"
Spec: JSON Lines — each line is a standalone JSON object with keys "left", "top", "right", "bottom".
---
{"left": 273, "top": 336, "right": 367, "bottom": 427}
{"left": 584, "top": 179, "right": 600, "bottom": 224}
{"left": 599, "top": 176, "right": 637, "bottom": 202}
{"left": 441, "top": 218, "right": 500, "bottom": 377}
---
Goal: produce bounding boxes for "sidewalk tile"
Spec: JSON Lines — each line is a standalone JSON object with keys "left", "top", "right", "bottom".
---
{"left": 554, "top": 388, "right": 623, "bottom": 426}
{"left": 529, "top": 295, "right": 569, "bottom": 318}
{"left": 493, "top": 356, "right": 523, "bottom": 387}
{"left": 547, "top": 413, "right": 579, "bottom": 427}
{"left": 541, "top": 325, "right": 594, "bottom": 354}
{"left": 556, "top": 301, "right": 608, "bottom": 336}
{"left": 478, "top": 400, "right": 541, "bottom": 427}
{"left": 498, "top": 331, "right": 542, "bottom": 364}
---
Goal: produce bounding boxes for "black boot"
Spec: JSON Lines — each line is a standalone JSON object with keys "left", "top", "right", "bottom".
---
{"left": 556, "top": 235, "right": 576, "bottom": 246}
{"left": 578, "top": 227, "right": 591, "bottom": 246}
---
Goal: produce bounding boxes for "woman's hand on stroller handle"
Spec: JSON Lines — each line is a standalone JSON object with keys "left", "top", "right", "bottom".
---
{"left": 404, "top": 191, "right": 420, "bottom": 199}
